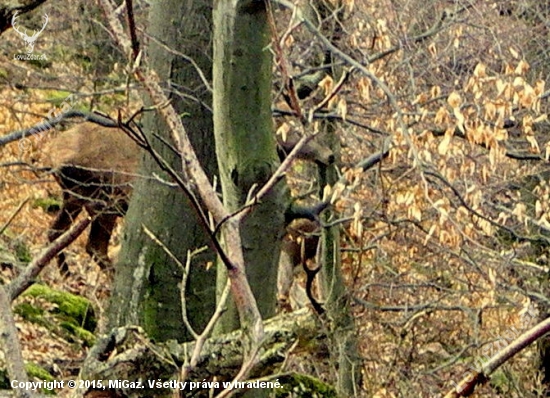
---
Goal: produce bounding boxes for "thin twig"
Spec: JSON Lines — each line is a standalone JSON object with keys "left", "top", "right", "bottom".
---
{"left": 0, "top": 198, "right": 29, "bottom": 236}
{"left": 179, "top": 280, "right": 231, "bottom": 383}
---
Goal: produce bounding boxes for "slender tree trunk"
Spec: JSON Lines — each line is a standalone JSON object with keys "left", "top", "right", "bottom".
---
{"left": 212, "top": 0, "right": 289, "bottom": 332}
{"left": 107, "top": 0, "right": 217, "bottom": 343}
{"left": 313, "top": 0, "right": 363, "bottom": 394}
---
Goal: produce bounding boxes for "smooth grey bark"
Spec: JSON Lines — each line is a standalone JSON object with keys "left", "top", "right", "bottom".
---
{"left": 108, "top": 0, "right": 217, "bottom": 342}
{"left": 212, "top": 0, "right": 289, "bottom": 332}
{"left": 319, "top": 150, "right": 362, "bottom": 396}
{"left": 312, "top": 0, "right": 362, "bottom": 395}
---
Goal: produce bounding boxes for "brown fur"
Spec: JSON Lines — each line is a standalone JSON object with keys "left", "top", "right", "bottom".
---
{"left": 281, "top": 218, "right": 320, "bottom": 266}
{"left": 44, "top": 123, "right": 139, "bottom": 272}
{"left": 46, "top": 122, "right": 138, "bottom": 185}
{"left": 277, "top": 219, "right": 320, "bottom": 309}
{"left": 276, "top": 131, "right": 335, "bottom": 166}
{"left": 44, "top": 122, "right": 329, "bottom": 274}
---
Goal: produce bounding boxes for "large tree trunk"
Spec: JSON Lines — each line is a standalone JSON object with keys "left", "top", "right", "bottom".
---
{"left": 107, "top": 0, "right": 217, "bottom": 342}
{"left": 212, "top": 0, "right": 289, "bottom": 333}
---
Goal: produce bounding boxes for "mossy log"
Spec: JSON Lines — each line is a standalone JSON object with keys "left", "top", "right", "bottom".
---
{"left": 14, "top": 284, "right": 96, "bottom": 346}
{"left": 80, "top": 309, "right": 329, "bottom": 398}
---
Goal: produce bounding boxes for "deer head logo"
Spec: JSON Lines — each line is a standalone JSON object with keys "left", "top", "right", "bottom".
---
{"left": 11, "top": 12, "right": 49, "bottom": 54}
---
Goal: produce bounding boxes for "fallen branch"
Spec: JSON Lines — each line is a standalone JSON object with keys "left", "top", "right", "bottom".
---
{"left": 7, "top": 217, "right": 91, "bottom": 301}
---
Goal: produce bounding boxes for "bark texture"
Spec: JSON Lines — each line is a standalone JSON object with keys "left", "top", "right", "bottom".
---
{"left": 212, "top": 0, "right": 289, "bottom": 332}
{"left": 81, "top": 309, "right": 321, "bottom": 398}
{"left": 108, "top": 0, "right": 217, "bottom": 342}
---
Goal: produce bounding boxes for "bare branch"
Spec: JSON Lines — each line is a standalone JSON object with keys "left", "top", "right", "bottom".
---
{"left": 444, "top": 317, "right": 550, "bottom": 397}
{"left": 7, "top": 217, "right": 91, "bottom": 301}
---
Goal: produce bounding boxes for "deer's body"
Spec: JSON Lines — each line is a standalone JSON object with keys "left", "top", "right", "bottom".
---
{"left": 44, "top": 123, "right": 138, "bottom": 272}
{"left": 43, "top": 122, "right": 331, "bottom": 275}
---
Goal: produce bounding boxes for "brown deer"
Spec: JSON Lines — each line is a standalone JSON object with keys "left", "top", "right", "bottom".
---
{"left": 277, "top": 218, "right": 321, "bottom": 309}
{"left": 276, "top": 130, "right": 335, "bottom": 166}
{"left": 43, "top": 122, "right": 333, "bottom": 274}
{"left": 44, "top": 122, "right": 138, "bottom": 272}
